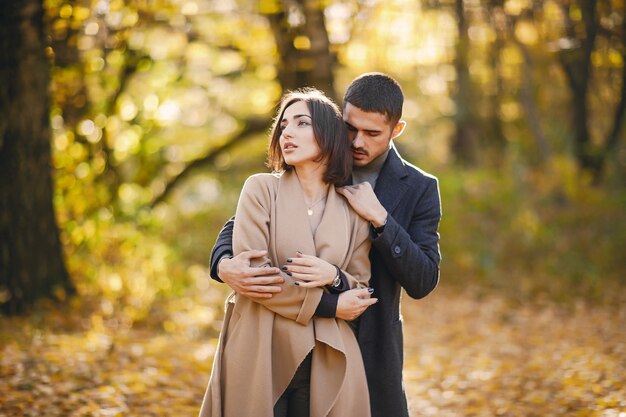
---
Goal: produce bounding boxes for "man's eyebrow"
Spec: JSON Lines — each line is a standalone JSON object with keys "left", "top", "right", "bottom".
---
{"left": 344, "top": 121, "right": 383, "bottom": 134}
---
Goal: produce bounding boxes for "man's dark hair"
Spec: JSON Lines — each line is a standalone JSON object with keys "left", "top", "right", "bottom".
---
{"left": 343, "top": 72, "right": 404, "bottom": 125}
{"left": 267, "top": 88, "right": 352, "bottom": 185}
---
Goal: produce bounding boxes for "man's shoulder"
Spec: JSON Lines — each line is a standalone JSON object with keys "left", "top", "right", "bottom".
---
{"left": 404, "top": 160, "right": 437, "bottom": 181}
{"left": 387, "top": 146, "right": 438, "bottom": 185}
{"left": 397, "top": 156, "right": 439, "bottom": 188}
{"left": 385, "top": 150, "right": 440, "bottom": 209}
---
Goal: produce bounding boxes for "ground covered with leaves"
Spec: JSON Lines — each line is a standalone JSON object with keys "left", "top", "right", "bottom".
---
{"left": 403, "top": 289, "right": 626, "bottom": 417}
{"left": 1, "top": 286, "right": 624, "bottom": 417}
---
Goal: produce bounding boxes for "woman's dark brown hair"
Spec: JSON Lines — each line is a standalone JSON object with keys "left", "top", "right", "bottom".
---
{"left": 267, "top": 88, "right": 351, "bottom": 185}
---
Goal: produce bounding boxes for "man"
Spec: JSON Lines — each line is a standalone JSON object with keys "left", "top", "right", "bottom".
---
{"left": 209, "top": 73, "right": 441, "bottom": 417}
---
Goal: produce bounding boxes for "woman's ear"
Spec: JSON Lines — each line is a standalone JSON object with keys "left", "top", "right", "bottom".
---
{"left": 391, "top": 121, "right": 406, "bottom": 139}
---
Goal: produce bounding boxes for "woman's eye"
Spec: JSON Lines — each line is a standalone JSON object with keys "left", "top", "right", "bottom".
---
{"left": 298, "top": 121, "right": 309, "bottom": 126}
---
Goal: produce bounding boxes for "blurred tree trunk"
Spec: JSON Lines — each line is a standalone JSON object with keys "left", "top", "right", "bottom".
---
{"left": 514, "top": 38, "right": 551, "bottom": 164}
{"left": 0, "top": 0, "right": 73, "bottom": 314}
{"left": 558, "top": 0, "right": 626, "bottom": 182}
{"left": 486, "top": 3, "right": 508, "bottom": 162}
{"left": 451, "top": 0, "right": 478, "bottom": 164}
{"left": 558, "top": 0, "right": 600, "bottom": 178}
{"left": 264, "top": 0, "right": 337, "bottom": 101}
{"left": 601, "top": 3, "right": 626, "bottom": 179}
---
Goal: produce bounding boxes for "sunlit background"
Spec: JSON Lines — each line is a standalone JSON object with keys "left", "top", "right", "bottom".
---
{"left": 1, "top": 0, "right": 625, "bottom": 415}
{"left": 45, "top": 0, "right": 626, "bottom": 310}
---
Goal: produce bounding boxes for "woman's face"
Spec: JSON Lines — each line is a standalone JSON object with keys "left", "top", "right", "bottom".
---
{"left": 279, "top": 100, "right": 322, "bottom": 168}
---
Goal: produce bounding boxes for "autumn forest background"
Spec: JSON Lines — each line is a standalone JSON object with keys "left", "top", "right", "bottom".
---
{"left": 1, "top": 0, "right": 625, "bottom": 416}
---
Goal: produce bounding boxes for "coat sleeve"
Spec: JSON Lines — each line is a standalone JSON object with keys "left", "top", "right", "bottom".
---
{"left": 209, "top": 217, "right": 234, "bottom": 282}
{"left": 341, "top": 215, "right": 371, "bottom": 290}
{"left": 314, "top": 215, "right": 371, "bottom": 318}
{"left": 371, "top": 175, "right": 441, "bottom": 299}
{"left": 233, "top": 175, "right": 323, "bottom": 325}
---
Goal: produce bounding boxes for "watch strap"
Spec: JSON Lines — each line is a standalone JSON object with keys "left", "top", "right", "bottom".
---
{"left": 372, "top": 216, "right": 388, "bottom": 235}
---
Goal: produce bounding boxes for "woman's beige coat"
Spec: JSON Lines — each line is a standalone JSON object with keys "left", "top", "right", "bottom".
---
{"left": 199, "top": 171, "right": 372, "bottom": 417}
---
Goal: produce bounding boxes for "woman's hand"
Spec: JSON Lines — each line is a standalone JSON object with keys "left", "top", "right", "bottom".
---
{"left": 336, "top": 288, "right": 378, "bottom": 320}
{"left": 281, "top": 252, "right": 337, "bottom": 288}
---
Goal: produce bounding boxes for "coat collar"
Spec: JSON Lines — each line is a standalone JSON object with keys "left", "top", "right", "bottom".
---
{"left": 274, "top": 170, "right": 350, "bottom": 266}
{"left": 373, "top": 143, "right": 409, "bottom": 214}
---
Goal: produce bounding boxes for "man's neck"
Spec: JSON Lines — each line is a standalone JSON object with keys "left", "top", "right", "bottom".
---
{"left": 351, "top": 147, "right": 391, "bottom": 189}
{"left": 354, "top": 146, "right": 391, "bottom": 175}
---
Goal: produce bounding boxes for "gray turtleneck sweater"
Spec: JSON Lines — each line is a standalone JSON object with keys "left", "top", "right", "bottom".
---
{"left": 351, "top": 147, "right": 391, "bottom": 188}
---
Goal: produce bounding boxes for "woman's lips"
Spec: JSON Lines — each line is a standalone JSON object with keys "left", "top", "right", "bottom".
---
{"left": 283, "top": 141, "right": 298, "bottom": 152}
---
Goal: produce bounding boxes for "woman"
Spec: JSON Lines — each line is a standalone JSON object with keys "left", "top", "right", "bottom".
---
{"left": 199, "top": 88, "right": 371, "bottom": 417}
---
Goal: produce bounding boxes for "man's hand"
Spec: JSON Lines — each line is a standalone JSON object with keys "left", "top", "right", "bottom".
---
{"left": 217, "top": 250, "right": 283, "bottom": 299}
{"left": 336, "top": 288, "right": 378, "bottom": 321}
{"left": 281, "top": 252, "right": 336, "bottom": 288}
{"left": 336, "top": 183, "right": 387, "bottom": 227}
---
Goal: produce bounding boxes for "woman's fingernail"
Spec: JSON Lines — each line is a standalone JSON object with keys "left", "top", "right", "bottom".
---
{"left": 367, "top": 288, "right": 374, "bottom": 293}
{"left": 281, "top": 266, "right": 288, "bottom": 271}
{"left": 286, "top": 272, "right": 292, "bottom": 276}
{"left": 286, "top": 258, "right": 292, "bottom": 263}
{"left": 294, "top": 281, "right": 300, "bottom": 286}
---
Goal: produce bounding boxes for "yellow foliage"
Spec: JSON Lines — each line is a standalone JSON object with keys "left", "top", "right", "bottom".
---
{"left": 2, "top": 287, "right": 624, "bottom": 416}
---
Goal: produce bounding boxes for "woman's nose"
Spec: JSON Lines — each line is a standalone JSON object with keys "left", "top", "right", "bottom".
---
{"left": 281, "top": 123, "right": 294, "bottom": 138}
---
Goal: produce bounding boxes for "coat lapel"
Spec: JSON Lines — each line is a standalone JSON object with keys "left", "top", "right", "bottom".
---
{"left": 374, "top": 144, "right": 408, "bottom": 215}
{"left": 314, "top": 185, "right": 350, "bottom": 267}
{"left": 274, "top": 170, "right": 350, "bottom": 267}
{"left": 275, "top": 170, "right": 317, "bottom": 264}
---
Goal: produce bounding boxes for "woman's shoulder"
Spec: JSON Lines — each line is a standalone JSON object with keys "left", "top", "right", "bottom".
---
{"left": 335, "top": 189, "right": 370, "bottom": 230}
{"left": 244, "top": 172, "right": 281, "bottom": 185}
{"left": 241, "top": 172, "right": 282, "bottom": 197}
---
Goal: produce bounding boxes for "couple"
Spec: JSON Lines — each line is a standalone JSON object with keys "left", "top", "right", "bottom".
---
{"left": 199, "top": 73, "right": 442, "bottom": 417}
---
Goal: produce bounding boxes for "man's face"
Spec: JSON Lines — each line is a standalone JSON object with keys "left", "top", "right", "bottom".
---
{"left": 343, "top": 103, "right": 405, "bottom": 167}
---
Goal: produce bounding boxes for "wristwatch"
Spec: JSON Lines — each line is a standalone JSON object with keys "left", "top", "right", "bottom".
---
{"left": 332, "top": 268, "right": 341, "bottom": 288}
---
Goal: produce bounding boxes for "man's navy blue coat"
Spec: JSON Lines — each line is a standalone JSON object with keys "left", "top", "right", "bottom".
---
{"left": 209, "top": 145, "right": 442, "bottom": 417}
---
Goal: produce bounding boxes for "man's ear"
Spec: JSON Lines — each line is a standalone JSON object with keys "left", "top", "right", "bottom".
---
{"left": 391, "top": 121, "right": 406, "bottom": 139}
